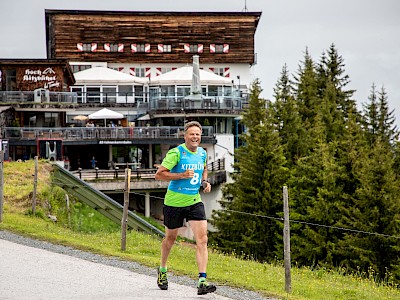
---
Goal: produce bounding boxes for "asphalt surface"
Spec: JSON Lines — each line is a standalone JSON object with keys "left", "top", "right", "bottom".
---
{"left": 0, "top": 238, "right": 232, "bottom": 300}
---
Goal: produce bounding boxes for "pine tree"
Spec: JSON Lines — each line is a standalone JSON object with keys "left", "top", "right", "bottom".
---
{"left": 362, "top": 83, "right": 379, "bottom": 144}
{"left": 293, "top": 48, "right": 319, "bottom": 124}
{"left": 272, "top": 64, "right": 306, "bottom": 166}
{"left": 336, "top": 137, "right": 400, "bottom": 281}
{"left": 289, "top": 107, "right": 347, "bottom": 267}
{"left": 377, "top": 86, "right": 398, "bottom": 143}
{"left": 316, "top": 44, "right": 357, "bottom": 119}
{"left": 210, "top": 79, "right": 289, "bottom": 261}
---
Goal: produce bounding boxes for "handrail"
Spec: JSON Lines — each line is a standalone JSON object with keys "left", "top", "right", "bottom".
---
{"left": 69, "top": 158, "right": 226, "bottom": 181}
{"left": 52, "top": 163, "right": 165, "bottom": 238}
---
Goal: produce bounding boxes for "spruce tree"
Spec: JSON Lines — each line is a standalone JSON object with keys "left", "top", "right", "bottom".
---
{"left": 336, "top": 137, "right": 400, "bottom": 281}
{"left": 316, "top": 44, "right": 357, "bottom": 119}
{"left": 272, "top": 64, "right": 306, "bottom": 166}
{"left": 377, "top": 86, "right": 398, "bottom": 143}
{"left": 362, "top": 83, "right": 379, "bottom": 144}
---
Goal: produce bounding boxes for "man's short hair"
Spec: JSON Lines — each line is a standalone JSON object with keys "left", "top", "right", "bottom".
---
{"left": 184, "top": 121, "right": 202, "bottom": 133}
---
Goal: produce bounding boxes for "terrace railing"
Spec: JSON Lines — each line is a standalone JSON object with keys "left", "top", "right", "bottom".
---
{"left": 1, "top": 126, "right": 214, "bottom": 141}
{"left": 0, "top": 90, "right": 248, "bottom": 112}
{"left": 0, "top": 91, "right": 77, "bottom": 104}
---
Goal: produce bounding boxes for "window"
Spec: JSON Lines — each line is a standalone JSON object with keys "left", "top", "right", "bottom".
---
{"left": 118, "top": 85, "right": 134, "bottom": 103}
{"left": 5, "top": 69, "right": 17, "bottom": 91}
{"left": 71, "top": 65, "right": 91, "bottom": 73}
{"left": 77, "top": 43, "right": 97, "bottom": 52}
{"left": 137, "top": 44, "right": 146, "bottom": 52}
{"left": 163, "top": 44, "right": 172, "bottom": 52}
{"left": 103, "top": 86, "right": 117, "bottom": 103}
{"left": 160, "top": 85, "right": 175, "bottom": 97}
{"left": 161, "top": 67, "right": 173, "bottom": 74}
{"left": 104, "top": 43, "right": 124, "bottom": 52}
{"left": 177, "top": 86, "right": 190, "bottom": 97}
{"left": 44, "top": 112, "right": 58, "bottom": 127}
{"left": 134, "top": 86, "right": 144, "bottom": 102}
{"left": 135, "top": 68, "right": 146, "bottom": 77}
{"left": 131, "top": 44, "right": 150, "bottom": 53}
{"left": 215, "top": 45, "right": 224, "bottom": 53}
{"left": 184, "top": 44, "right": 203, "bottom": 53}
{"left": 208, "top": 86, "right": 223, "bottom": 97}
{"left": 118, "top": 85, "right": 133, "bottom": 97}
{"left": 86, "top": 87, "right": 101, "bottom": 103}
{"left": 71, "top": 86, "right": 84, "bottom": 103}
{"left": 210, "top": 44, "right": 229, "bottom": 53}
{"left": 212, "top": 68, "right": 225, "bottom": 77}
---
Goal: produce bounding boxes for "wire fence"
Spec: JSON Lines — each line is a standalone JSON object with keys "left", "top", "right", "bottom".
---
{"left": 50, "top": 179, "right": 400, "bottom": 241}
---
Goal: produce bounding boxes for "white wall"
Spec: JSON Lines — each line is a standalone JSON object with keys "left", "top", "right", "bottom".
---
{"left": 213, "top": 133, "right": 235, "bottom": 173}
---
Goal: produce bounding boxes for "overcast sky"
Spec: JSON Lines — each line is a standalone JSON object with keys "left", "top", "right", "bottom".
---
{"left": 1, "top": 0, "right": 399, "bottom": 121}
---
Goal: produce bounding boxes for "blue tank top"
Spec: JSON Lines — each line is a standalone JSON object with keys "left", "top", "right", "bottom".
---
{"left": 168, "top": 145, "right": 207, "bottom": 195}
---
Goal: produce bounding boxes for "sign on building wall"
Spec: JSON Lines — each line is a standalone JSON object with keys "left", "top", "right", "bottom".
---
{"left": 18, "top": 67, "right": 63, "bottom": 91}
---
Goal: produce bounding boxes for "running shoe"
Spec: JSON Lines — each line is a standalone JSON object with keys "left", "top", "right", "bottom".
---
{"left": 157, "top": 268, "right": 168, "bottom": 290}
{"left": 197, "top": 279, "right": 216, "bottom": 295}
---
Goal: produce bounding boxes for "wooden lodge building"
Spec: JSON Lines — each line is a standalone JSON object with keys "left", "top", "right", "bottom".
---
{"left": 1, "top": 10, "right": 261, "bottom": 172}
{"left": 0, "top": 9, "right": 261, "bottom": 228}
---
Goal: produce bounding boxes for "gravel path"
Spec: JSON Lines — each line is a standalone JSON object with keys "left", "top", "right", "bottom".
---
{"left": 0, "top": 230, "right": 275, "bottom": 300}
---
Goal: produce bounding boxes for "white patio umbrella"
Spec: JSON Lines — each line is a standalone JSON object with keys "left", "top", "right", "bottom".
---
{"left": 72, "top": 115, "right": 89, "bottom": 121}
{"left": 88, "top": 108, "right": 124, "bottom": 126}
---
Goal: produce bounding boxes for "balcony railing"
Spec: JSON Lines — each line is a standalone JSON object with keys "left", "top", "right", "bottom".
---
{"left": 0, "top": 91, "right": 77, "bottom": 104}
{"left": 0, "top": 90, "right": 248, "bottom": 112}
{"left": 2, "top": 126, "right": 214, "bottom": 141}
{"left": 149, "top": 96, "right": 245, "bottom": 111}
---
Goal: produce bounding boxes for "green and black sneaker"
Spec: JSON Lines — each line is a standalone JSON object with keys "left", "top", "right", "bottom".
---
{"left": 197, "top": 278, "right": 216, "bottom": 295}
{"left": 157, "top": 268, "right": 168, "bottom": 290}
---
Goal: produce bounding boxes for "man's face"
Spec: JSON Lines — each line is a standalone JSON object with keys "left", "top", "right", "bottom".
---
{"left": 184, "top": 126, "right": 202, "bottom": 150}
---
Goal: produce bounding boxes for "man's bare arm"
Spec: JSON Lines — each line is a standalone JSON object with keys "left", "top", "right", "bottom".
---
{"left": 155, "top": 165, "right": 194, "bottom": 181}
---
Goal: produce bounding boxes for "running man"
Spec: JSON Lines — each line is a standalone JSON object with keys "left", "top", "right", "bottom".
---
{"left": 155, "top": 121, "right": 216, "bottom": 295}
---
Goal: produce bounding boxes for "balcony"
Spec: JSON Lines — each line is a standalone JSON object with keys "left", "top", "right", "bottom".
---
{"left": 1, "top": 126, "right": 216, "bottom": 144}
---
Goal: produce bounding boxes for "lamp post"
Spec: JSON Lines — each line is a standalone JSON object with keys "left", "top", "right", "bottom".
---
{"left": 237, "top": 75, "right": 241, "bottom": 97}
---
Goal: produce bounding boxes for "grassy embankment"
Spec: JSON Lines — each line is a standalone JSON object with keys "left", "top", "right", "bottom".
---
{"left": 0, "top": 160, "right": 399, "bottom": 300}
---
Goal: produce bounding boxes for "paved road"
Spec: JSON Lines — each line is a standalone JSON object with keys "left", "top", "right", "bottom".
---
{"left": 0, "top": 238, "right": 232, "bottom": 300}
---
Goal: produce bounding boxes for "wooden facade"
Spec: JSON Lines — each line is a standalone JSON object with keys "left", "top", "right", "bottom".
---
{"left": 0, "top": 59, "right": 75, "bottom": 92}
{"left": 45, "top": 10, "right": 261, "bottom": 64}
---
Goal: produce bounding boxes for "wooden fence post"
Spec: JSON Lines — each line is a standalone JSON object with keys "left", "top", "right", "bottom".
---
{"left": 32, "top": 156, "right": 38, "bottom": 216}
{"left": 121, "top": 168, "right": 131, "bottom": 251}
{"left": 65, "top": 194, "right": 71, "bottom": 229}
{"left": 0, "top": 150, "right": 4, "bottom": 223}
{"left": 283, "top": 185, "right": 292, "bottom": 293}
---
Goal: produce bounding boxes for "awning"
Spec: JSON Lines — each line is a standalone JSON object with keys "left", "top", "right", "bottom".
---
{"left": 149, "top": 65, "right": 232, "bottom": 86}
{"left": 137, "top": 114, "right": 150, "bottom": 121}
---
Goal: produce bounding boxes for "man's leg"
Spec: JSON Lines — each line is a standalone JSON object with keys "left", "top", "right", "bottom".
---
{"left": 161, "top": 227, "right": 179, "bottom": 268}
{"left": 188, "top": 220, "right": 208, "bottom": 272}
{"left": 189, "top": 219, "right": 216, "bottom": 295}
{"left": 158, "top": 227, "right": 179, "bottom": 290}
